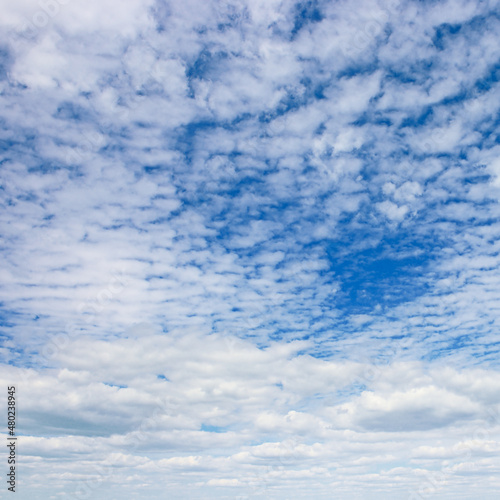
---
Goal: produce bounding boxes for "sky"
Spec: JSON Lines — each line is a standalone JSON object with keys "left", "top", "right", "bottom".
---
{"left": 1, "top": 0, "right": 500, "bottom": 498}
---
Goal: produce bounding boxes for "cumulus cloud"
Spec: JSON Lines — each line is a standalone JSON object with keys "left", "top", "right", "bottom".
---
{"left": 2, "top": 333, "right": 500, "bottom": 499}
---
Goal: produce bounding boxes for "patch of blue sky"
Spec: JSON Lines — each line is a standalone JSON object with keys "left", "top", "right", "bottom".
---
{"left": 432, "top": 22, "right": 463, "bottom": 50}
{"left": 291, "top": 0, "right": 324, "bottom": 36}
{"left": 186, "top": 50, "right": 229, "bottom": 88}
{"left": 338, "top": 60, "right": 384, "bottom": 80}
{"left": 54, "top": 101, "right": 92, "bottom": 121}
{"left": 175, "top": 121, "right": 227, "bottom": 158}
{"left": 332, "top": 256, "right": 430, "bottom": 315}
{"left": 103, "top": 382, "right": 128, "bottom": 389}
{"left": 0, "top": 308, "right": 23, "bottom": 329}
{"left": 200, "top": 424, "right": 228, "bottom": 433}
{"left": 272, "top": 81, "right": 327, "bottom": 117}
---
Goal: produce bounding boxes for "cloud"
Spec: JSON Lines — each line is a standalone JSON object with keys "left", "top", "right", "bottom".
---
{"left": 2, "top": 0, "right": 500, "bottom": 498}
{"left": 2, "top": 334, "right": 500, "bottom": 498}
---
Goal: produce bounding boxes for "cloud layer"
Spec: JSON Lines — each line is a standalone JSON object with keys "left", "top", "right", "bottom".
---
{"left": 2, "top": 328, "right": 500, "bottom": 499}
{"left": 1, "top": 0, "right": 500, "bottom": 498}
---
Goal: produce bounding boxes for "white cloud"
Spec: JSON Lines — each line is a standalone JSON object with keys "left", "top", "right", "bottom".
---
{"left": 376, "top": 200, "right": 409, "bottom": 221}
{"left": 3, "top": 338, "right": 500, "bottom": 498}
{"left": 2, "top": 0, "right": 500, "bottom": 498}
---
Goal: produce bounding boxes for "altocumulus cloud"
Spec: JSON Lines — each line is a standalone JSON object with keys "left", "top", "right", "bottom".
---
{"left": 0, "top": 0, "right": 500, "bottom": 499}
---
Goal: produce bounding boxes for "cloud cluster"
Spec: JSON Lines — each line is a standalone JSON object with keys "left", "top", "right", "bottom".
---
{"left": 2, "top": 328, "right": 500, "bottom": 499}
{"left": 1, "top": 0, "right": 500, "bottom": 497}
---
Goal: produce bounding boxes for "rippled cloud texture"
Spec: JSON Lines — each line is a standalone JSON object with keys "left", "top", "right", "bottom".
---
{"left": 1, "top": 0, "right": 500, "bottom": 498}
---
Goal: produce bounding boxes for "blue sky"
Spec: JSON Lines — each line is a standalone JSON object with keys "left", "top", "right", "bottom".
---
{"left": 1, "top": 0, "right": 500, "bottom": 498}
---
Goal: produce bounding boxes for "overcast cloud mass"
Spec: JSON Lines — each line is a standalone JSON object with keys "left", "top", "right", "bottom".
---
{"left": 1, "top": 0, "right": 500, "bottom": 498}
